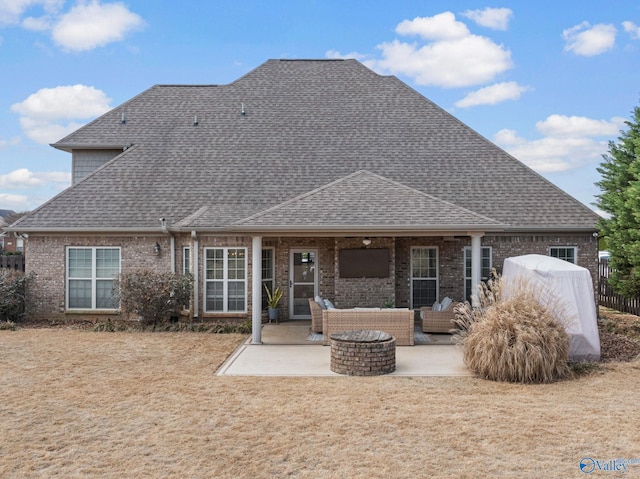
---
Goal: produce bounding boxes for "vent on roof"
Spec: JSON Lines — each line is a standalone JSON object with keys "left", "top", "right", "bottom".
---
{"left": 241, "top": 103, "right": 246, "bottom": 116}
{"left": 120, "top": 112, "right": 126, "bottom": 125}
{"left": 193, "top": 115, "right": 199, "bottom": 126}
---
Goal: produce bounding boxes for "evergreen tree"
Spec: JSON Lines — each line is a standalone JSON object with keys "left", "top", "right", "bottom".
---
{"left": 596, "top": 104, "right": 640, "bottom": 297}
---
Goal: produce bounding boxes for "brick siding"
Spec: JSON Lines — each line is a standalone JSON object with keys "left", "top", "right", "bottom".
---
{"left": 23, "top": 232, "right": 598, "bottom": 323}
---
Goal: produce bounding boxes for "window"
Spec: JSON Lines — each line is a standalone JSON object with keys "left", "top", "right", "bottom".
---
{"left": 411, "top": 247, "right": 438, "bottom": 309}
{"left": 549, "top": 246, "right": 576, "bottom": 264}
{"left": 67, "top": 247, "right": 120, "bottom": 310}
{"left": 16, "top": 238, "right": 24, "bottom": 253}
{"left": 205, "top": 248, "right": 247, "bottom": 312}
{"left": 183, "top": 247, "right": 191, "bottom": 275}
{"left": 464, "top": 247, "right": 492, "bottom": 302}
{"left": 261, "top": 248, "right": 274, "bottom": 310}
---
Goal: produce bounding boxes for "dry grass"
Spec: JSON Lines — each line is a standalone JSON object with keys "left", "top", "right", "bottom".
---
{"left": 1, "top": 329, "right": 639, "bottom": 478}
{"left": 455, "top": 276, "right": 572, "bottom": 383}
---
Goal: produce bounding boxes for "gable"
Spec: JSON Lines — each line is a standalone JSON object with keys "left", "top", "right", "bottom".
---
{"left": 230, "top": 170, "right": 504, "bottom": 232}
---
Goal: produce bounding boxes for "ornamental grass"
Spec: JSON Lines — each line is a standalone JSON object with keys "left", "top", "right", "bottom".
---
{"left": 454, "top": 275, "right": 572, "bottom": 384}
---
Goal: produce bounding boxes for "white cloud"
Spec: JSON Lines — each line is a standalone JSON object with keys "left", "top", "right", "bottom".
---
{"left": 623, "top": 21, "right": 640, "bottom": 40}
{"left": 493, "top": 128, "right": 524, "bottom": 146}
{"left": 461, "top": 7, "right": 513, "bottom": 31}
{"left": 21, "top": 14, "right": 51, "bottom": 31}
{"left": 494, "top": 115, "right": 622, "bottom": 172}
{"left": 563, "top": 22, "right": 617, "bottom": 56}
{"left": 0, "top": 0, "right": 62, "bottom": 26}
{"left": 325, "top": 49, "right": 370, "bottom": 62}
{"left": 396, "top": 12, "right": 469, "bottom": 40}
{"left": 0, "top": 168, "right": 71, "bottom": 189}
{"left": 0, "top": 136, "right": 21, "bottom": 148}
{"left": 11, "top": 84, "right": 112, "bottom": 144}
{"left": 536, "top": 114, "right": 624, "bottom": 138}
{"left": 455, "top": 81, "right": 531, "bottom": 108}
{"left": 51, "top": 0, "right": 144, "bottom": 51}
{"left": 1, "top": 1, "right": 143, "bottom": 51}
{"left": 0, "top": 193, "right": 29, "bottom": 210}
{"left": 327, "top": 12, "right": 513, "bottom": 89}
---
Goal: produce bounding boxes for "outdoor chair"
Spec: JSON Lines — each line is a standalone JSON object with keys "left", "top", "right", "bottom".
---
{"left": 420, "top": 305, "right": 457, "bottom": 333}
{"left": 308, "top": 298, "right": 324, "bottom": 333}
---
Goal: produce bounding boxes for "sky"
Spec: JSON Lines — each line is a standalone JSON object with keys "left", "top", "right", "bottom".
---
{"left": 1, "top": 1, "right": 639, "bottom": 215}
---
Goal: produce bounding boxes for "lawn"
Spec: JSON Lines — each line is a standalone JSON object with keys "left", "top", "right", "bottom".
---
{"left": 1, "top": 329, "right": 639, "bottom": 478}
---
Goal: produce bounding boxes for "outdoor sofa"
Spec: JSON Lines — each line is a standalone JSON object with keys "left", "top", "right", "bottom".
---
{"left": 321, "top": 308, "right": 415, "bottom": 346}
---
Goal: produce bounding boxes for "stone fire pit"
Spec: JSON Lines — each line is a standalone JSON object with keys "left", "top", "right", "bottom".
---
{"left": 329, "top": 329, "right": 396, "bottom": 376}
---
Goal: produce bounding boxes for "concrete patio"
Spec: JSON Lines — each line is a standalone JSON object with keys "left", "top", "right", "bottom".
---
{"left": 216, "top": 322, "right": 473, "bottom": 377}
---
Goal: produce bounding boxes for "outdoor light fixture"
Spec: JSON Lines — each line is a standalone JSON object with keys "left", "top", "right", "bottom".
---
{"left": 153, "top": 242, "right": 161, "bottom": 255}
{"left": 362, "top": 238, "right": 372, "bottom": 246}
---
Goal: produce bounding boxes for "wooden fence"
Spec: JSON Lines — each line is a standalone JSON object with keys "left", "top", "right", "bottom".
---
{"left": 599, "top": 259, "right": 640, "bottom": 316}
{"left": 0, "top": 255, "right": 25, "bottom": 272}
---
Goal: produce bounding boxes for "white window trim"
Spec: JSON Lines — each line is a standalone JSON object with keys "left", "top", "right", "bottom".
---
{"left": 410, "top": 246, "right": 439, "bottom": 309}
{"left": 66, "top": 246, "right": 121, "bottom": 311}
{"left": 464, "top": 246, "right": 493, "bottom": 301}
{"left": 204, "top": 247, "right": 248, "bottom": 313}
{"left": 183, "top": 246, "right": 191, "bottom": 275}
{"left": 261, "top": 247, "right": 275, "bottom": 310}
{"left": 548, "top": 246, "right": 578, "bottom": 264}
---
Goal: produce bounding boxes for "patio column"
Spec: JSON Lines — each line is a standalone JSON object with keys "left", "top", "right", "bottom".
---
{"left": 251, "top": 235, "right": 263, "bottom": 344}
{"left": 470, "top": 233, "right": 484, "bottom": 308}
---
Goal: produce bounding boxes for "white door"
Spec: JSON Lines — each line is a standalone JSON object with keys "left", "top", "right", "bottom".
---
{"left": 289, "top": 249, "right": 318, "bottom": 319}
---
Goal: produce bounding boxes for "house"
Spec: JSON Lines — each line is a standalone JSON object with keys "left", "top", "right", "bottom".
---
{"left": 9, "top": 59, "right": 598, "bottom": 342}
{"left": 0, "top": 210, "right": 22, "bottom": 254}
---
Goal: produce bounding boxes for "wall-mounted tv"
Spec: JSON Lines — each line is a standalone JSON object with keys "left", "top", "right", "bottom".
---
{"left": 338, "top": 248, "right": 390, "bottom": 278}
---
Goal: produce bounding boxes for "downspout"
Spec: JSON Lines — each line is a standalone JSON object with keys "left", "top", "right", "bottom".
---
{"left": 160, "top": 218, "right": 175, "bottom": 274}
{"left": 191, "top": 230, "right": 199, "bottom": 318}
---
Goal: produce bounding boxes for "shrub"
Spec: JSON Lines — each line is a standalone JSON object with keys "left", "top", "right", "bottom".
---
{"left": 0, "top": 270, "right": 33, "bottom": 322}
{"left": 115, "top": 270, "right": 192, "bottom": 325}
{"left": 0, "top": 320, "right": 16, "bottom": 331}
{"left": 454, "top": 275, "right": 572, "bottom": 384}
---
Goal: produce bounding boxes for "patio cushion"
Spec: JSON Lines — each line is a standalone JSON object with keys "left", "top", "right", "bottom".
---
{"left": 324, "top": 299, "right": 336, "bottom": 309}
{"left": 315, "top": 296, "right": 327, "bottom": 309}
{"left": 441, "top": 297, "right": 453, "bottom": 311}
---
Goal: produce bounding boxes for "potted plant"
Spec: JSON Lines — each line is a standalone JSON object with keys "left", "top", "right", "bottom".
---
{"left": 264, "top": 285, "right": 283, "bottom": 322}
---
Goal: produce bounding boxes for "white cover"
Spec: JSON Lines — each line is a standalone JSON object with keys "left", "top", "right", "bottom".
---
{"left": 502, "top": 254, "right": 600, "bottom": 362}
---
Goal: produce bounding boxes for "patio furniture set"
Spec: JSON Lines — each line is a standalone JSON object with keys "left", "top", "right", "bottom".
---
{"left": 308, "top": 297, "right": 458, "bottom": 347}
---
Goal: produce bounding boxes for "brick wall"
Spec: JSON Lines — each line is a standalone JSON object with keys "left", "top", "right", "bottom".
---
{"left": 24, "top": 231, "right": 598, "bottom": 323}
{"left": 25, "top": 234, "right": 173, "bottom": 322}
{"left": 333, "top": 237, "right": 395, "bottom": 309}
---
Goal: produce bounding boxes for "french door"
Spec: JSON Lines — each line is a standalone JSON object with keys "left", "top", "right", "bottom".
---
{"left": 289, "top": 249, "right": 318, "bottom": 319}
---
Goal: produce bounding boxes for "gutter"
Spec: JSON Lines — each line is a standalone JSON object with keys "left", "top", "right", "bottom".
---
{"left": 50, "top": 143, "right": 130, "bottom": 153}
{"left": 7, "top": 224, "right": 597, "bottom": 236}
{"left": 4, "top": 227, "right": 172, "bottom": 234}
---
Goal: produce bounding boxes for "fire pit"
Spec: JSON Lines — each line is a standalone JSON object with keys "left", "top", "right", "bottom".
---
{"left": 329, "top": 329, "right": 396, "bottom": 376}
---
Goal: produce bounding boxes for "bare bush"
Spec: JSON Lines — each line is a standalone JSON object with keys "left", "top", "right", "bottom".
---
{"left": 453, "top": 274, "right": 572, "bottom": 384}
{"left": 0, "top": 269, "right": 33, "bottom": 322}
{"left": 115, "top": 270, "right": 192, "bottom": 325}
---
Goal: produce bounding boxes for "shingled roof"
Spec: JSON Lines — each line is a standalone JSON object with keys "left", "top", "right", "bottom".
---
{"left": 14, "top": 59, "right": 598, "bottom": 233}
